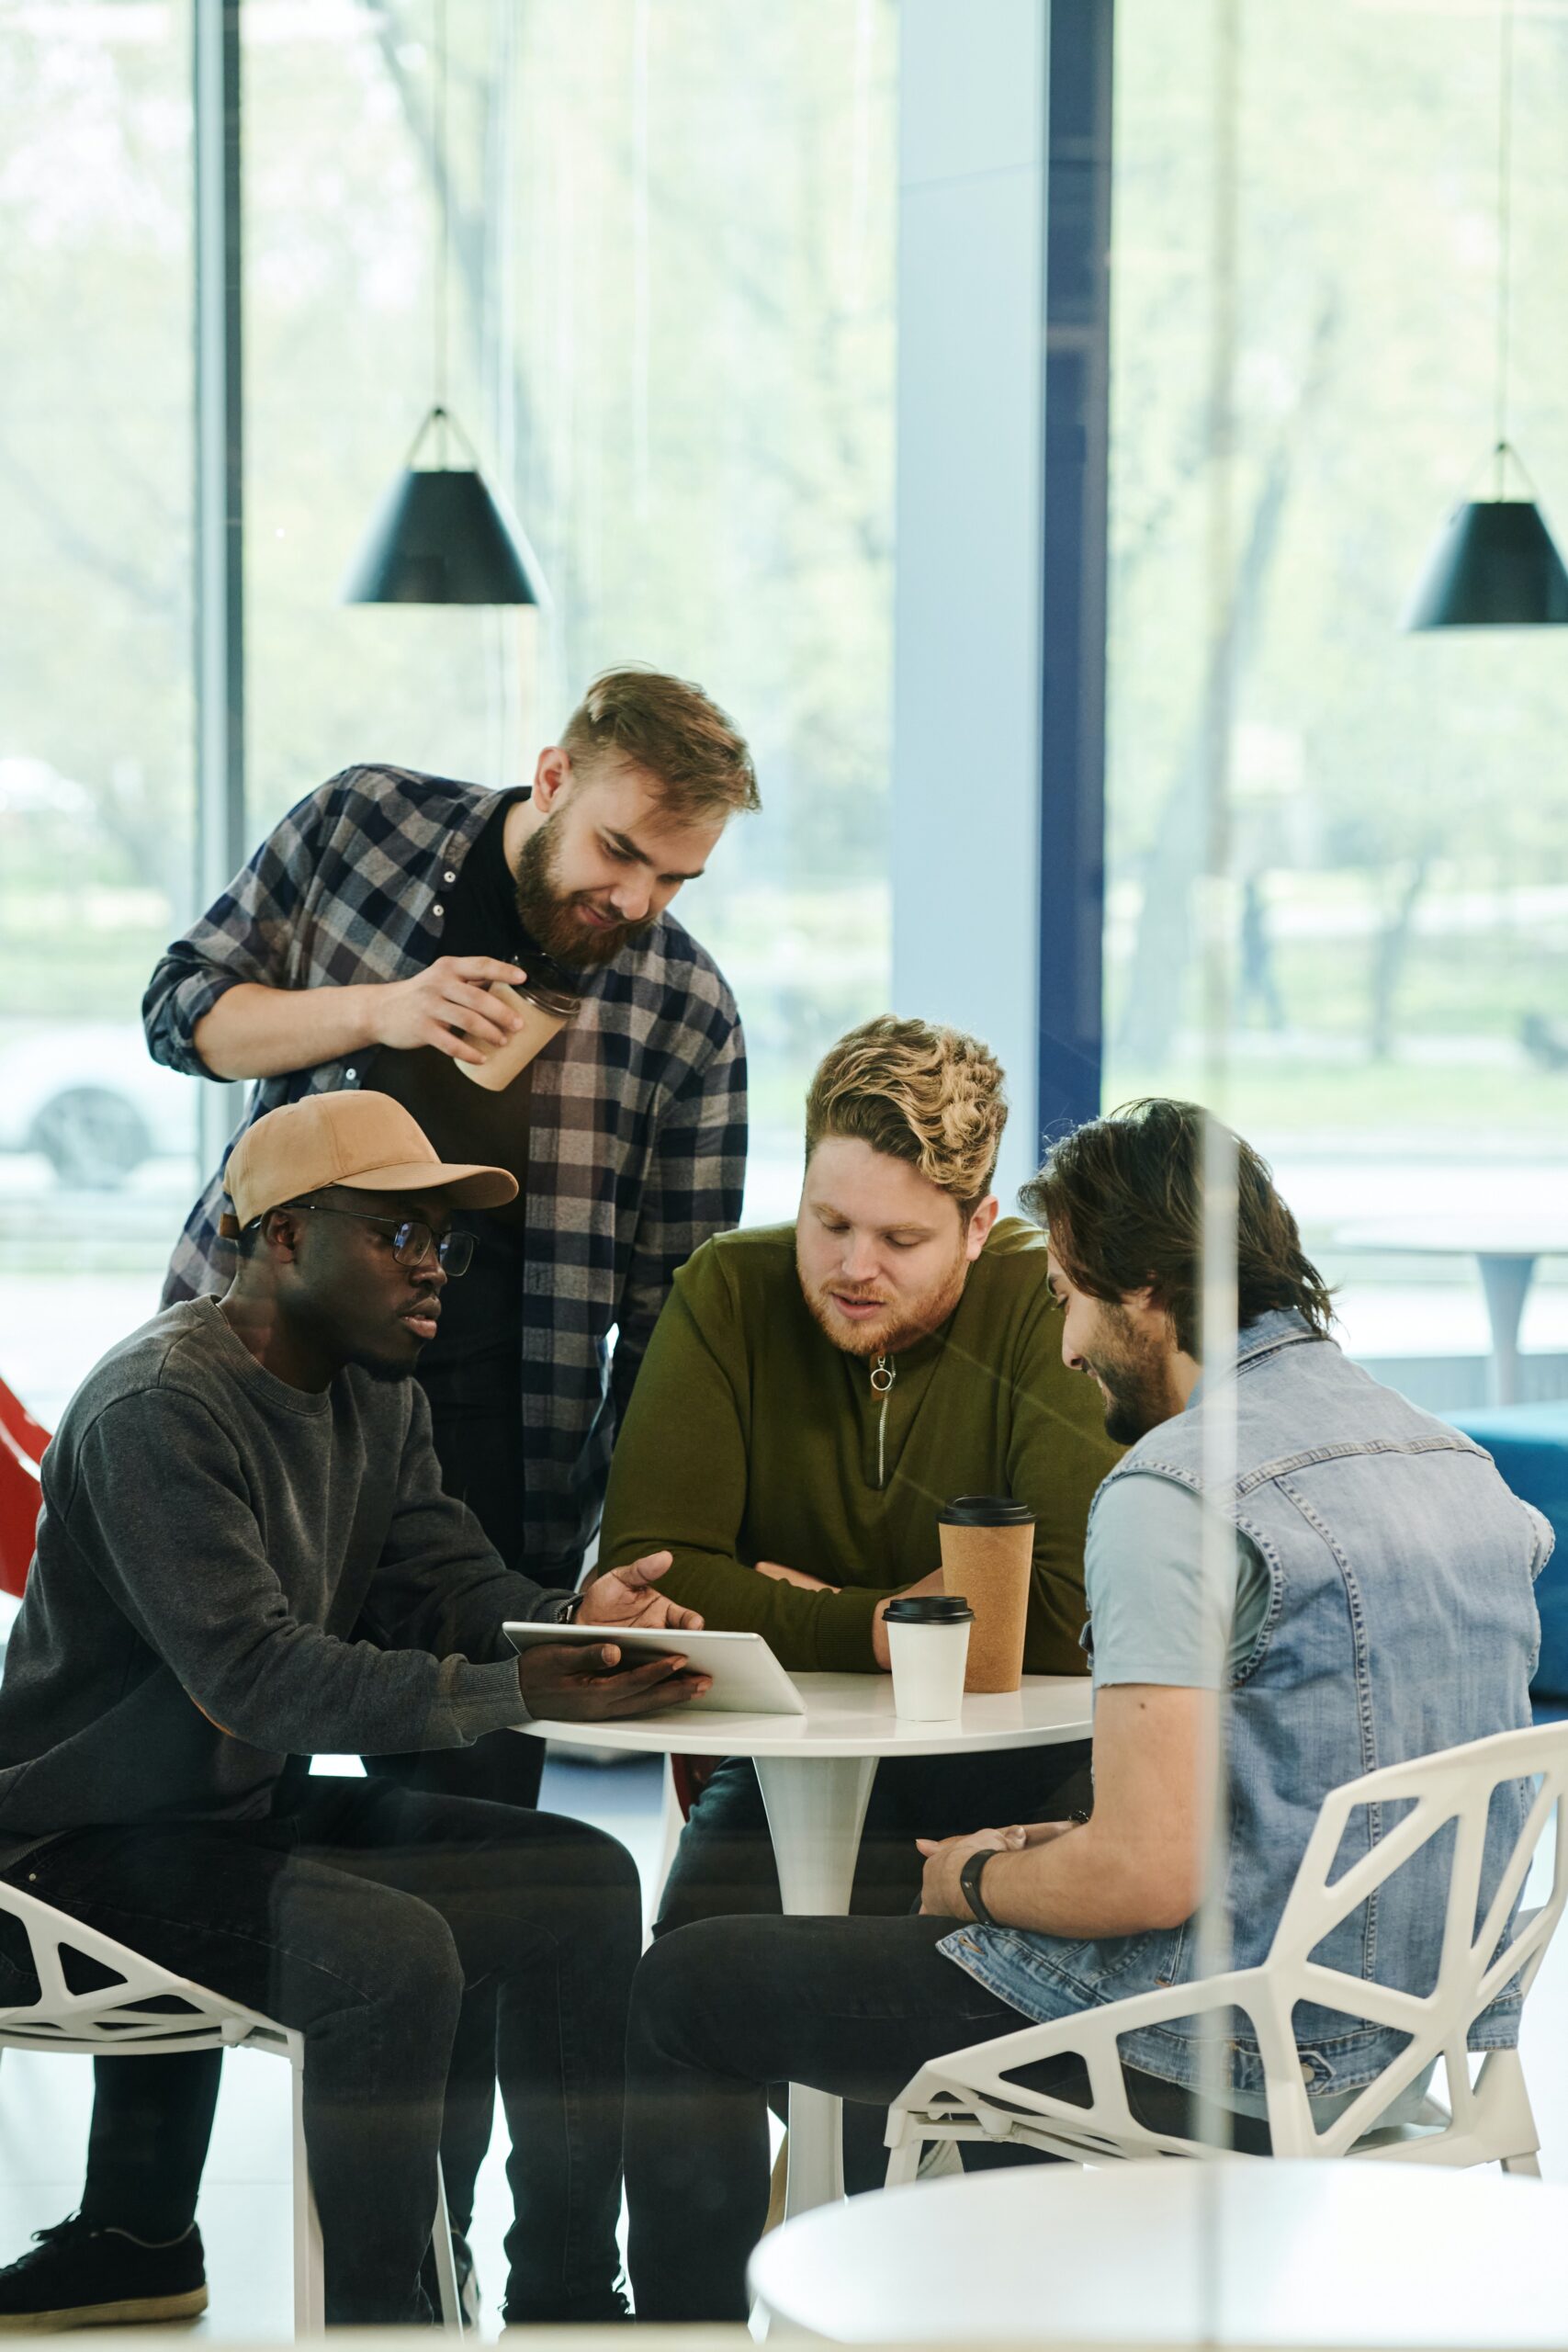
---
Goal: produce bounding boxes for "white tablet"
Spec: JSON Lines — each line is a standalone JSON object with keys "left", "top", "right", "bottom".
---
{"left": 502, "top": 1622, "right": 807, "bottom": 1717}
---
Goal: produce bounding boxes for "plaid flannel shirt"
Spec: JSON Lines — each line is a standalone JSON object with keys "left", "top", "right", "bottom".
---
{"left": 143, "top": 763, "right": 748, "bottom": 1579}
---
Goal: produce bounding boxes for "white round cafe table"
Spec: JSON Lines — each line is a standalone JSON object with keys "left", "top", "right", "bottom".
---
{"left": 749, "top": 2158, "right": 1565, "bottom": 2346}
{"left": 519, "top": 1671, "right": 1090, "bottom": 2220}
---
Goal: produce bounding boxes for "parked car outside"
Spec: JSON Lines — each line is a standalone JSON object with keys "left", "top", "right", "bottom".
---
{"left": 0, "top": 1026, "right": 193, "bottom": 1188}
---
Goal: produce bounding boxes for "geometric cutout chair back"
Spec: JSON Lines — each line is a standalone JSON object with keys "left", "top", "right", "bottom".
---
{"left": 885, "top": 1721, "right": 1568, "bottom": 2178}
{"left": 1265, "top": 1719, "right": 1566, "bottom": 2158}
{"left": 0, "top": 1874, "right": 286, "bottom": 2058}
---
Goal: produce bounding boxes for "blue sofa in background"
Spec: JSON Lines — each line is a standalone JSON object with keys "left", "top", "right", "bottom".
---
{"left": 1448, "top": 1404, "right": 1568, "bottom": 1715}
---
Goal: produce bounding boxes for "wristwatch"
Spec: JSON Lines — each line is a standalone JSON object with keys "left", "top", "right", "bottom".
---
{"left": 958, "top": 1846, "right": 999, "bottom": 1927}
{"left": 554, "top": 1591, "right": 584, "bottom": 1624}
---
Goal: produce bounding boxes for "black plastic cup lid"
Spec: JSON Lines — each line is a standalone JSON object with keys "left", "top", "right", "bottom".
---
{"left": 514, "top": 946, "right": 582, "bottom": 1016}
{"left": 885, "top": 1595, "right": 976, "bottom": 1624}
{"left": 939, "top": 1494, "right": 1034, "bottom": 1527}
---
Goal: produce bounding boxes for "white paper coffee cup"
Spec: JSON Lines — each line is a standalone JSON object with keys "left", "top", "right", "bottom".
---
{"left": 886, "top": 1597, "right": 975, "bottom": 1721}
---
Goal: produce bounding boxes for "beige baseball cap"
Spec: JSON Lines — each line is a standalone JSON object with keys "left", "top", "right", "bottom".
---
{"left": 219, "top": 1091, "right": 518, "bottom": 1237}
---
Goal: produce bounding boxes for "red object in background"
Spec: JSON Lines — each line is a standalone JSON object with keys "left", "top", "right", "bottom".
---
{"left": 670, "top": 1753, "right": 718, "bottom": 1819}
{"left": 0, "top": 1375, "right": 50, "bottom": 1600}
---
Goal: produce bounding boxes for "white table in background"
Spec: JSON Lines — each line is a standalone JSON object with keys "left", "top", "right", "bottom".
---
{"left": 750, "top": 2157, "right": 1563, "bottom": 2346}
{"left": 1335, "top": 1218, "right": 1568, "bottom": 1407}
{"left": 520, "top": 1670, "right": 1090, "bottom": 2219}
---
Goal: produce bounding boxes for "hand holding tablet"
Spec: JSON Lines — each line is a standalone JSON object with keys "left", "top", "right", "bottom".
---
{"left": 505, "top": 1623, "right": 807, "bottom": 1717}
{"left": 507, "top": 1633, "right": 712, "bottom": 1721}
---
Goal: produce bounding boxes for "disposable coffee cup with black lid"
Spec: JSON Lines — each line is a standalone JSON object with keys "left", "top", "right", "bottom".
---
{"left": 459, "top": 949, "right": 583, "bottom": 1093}
{"left": 886, "top": 1592, "right": 975, "bottom": 1721}
{"left": 937, "top": 1494, "right": 1035, "bottom": 1693}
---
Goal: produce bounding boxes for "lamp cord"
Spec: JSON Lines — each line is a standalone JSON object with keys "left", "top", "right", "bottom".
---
{"left": 1495, "top": 0, "right": 1515, "bottom": 494}
{"left": 434, "top": 0, "right": 449, "bottom": 465}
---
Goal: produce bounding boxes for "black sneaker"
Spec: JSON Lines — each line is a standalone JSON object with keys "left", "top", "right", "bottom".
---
{"left": 0, "top": 2214, "right": 208, "bottom": 2332}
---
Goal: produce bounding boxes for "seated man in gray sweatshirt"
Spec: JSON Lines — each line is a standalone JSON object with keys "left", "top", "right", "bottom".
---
{"left": 0, "top": 1091, "right": 708, "bottom": 2331}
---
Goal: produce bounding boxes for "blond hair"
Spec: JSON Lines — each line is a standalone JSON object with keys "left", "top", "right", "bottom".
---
{"left": 805, "top": 1016, "right": 1009, "bottom": 1218}
{"left": 560, "top": 665, "right": 760, "bottom": 824}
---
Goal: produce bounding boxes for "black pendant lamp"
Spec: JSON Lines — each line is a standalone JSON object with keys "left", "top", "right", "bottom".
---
{"left": 342, "top": 1, "right": 543, "bottom": 607}
{"left": 1404, "top": 0, "right": 1568, "bottom": 630}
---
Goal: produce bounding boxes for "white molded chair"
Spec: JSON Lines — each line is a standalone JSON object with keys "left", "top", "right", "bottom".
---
{"left": 886, "top": 1721, "right": 1568, "bottom": 2182}
{"left": 0, "top": 1875, "right": 462, "bottom": 2334}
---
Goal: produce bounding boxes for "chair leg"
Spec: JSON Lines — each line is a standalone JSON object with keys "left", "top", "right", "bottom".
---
{"left": 647, "top": 1757, "right": 685, "bottom": 1939}
{"left": 1502, "top": 2152, "right": 1542, "bottom": 2177}
{"left": 291, "top": 2059, "right": 325, "bottom": 2337}
{"left": 290, "top": 2054, "right": 460, "bottom": 2334}
{"left": 431, "top": 2159, "right": 463, "bottom": 2333}
{"left": 883, "top": 2131, "right": 925, "bottom": 2188}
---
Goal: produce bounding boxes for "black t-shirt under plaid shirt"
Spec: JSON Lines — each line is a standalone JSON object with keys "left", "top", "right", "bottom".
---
{"left": 141, "top": 762, "right": 748, "bottom": 1580}
{"left": 374, "top": 786, "right": 533, "bottom": 1379}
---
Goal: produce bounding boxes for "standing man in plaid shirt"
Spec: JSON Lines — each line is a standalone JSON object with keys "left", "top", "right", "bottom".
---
{"left": 138, "top": 667, "right": 755, "bottom": 2273}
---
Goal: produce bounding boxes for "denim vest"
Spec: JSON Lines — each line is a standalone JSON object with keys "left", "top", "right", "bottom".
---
{"left": 945, "top": 1311, "right": 1545, "bottom": 2099}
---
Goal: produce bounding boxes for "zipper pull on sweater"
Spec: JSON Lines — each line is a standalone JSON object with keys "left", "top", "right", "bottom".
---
{"left": 869, "top": 1354, "right": 896, "bottom": 1489}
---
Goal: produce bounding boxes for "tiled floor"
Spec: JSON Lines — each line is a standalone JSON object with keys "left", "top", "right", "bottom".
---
{"left": 2, "top": 1760, "right": 1563, "bottom": 2339}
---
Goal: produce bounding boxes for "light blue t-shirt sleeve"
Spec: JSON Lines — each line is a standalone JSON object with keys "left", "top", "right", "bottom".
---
{"left": 1085, "top": 1475, "right": 1270, "bottom": 1690}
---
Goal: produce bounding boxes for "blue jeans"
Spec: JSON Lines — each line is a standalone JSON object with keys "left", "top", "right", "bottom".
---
{"left": 0, "top": 1777, "right": 639, "bottom": 2325}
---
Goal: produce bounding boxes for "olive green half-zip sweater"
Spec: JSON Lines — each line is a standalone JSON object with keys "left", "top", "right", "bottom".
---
{"left": 598, "top": 1217, "right": 1122, "bottom": 1674}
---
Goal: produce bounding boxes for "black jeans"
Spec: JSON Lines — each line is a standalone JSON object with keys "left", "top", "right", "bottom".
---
{"left": 0, "top": 1779, "right": 639, "bottom": 2325}
{"left": 360, "top": 1382, "right": 548, "bottom": 2229}
{"left": 625, "top": 1911, "right": 1270, "bottom": 2323}
{"left": 654, "top": 1741, "right": 1093, "bottom": 2192}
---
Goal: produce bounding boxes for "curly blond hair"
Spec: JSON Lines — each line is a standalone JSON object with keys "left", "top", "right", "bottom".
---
{"left": 805, "top": 1016, "right": 1009, "bottom": 1217}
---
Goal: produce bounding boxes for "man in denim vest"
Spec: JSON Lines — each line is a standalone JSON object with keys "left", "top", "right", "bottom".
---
{"left": 622, "top": 1098, "right": 1548, "bottom": 2323}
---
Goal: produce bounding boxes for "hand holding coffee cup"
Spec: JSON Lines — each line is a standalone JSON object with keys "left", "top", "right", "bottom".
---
{"left": 368, "top": 956, "right": 530, "bottom": 1065}
{"left": 937, "top": 1495, "right": 1035, "bottom": 1693}
{"left": 457, "top": 963, "right": 582, "bottom": 1092}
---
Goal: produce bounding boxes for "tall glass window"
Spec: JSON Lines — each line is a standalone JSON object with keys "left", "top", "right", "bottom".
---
{"left": 0, "top": 0, "right": 197, "bottom": 1443}
{"left": 1105, "top": 0, "right": 1568, "bottom": 1406}
{"left": 245, "top": 0, "right": 897, "bottom": 1222}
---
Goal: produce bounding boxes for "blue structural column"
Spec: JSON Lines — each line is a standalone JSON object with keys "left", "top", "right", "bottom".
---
{"left": 1039, "top": 0, "right": 1113, "bottom": 1142}
{"left": 891, "top": 1, "right": 1052, "bottom": 1204}
{"left": 893, "top": 3, "right": 1111, "bottom": 1195}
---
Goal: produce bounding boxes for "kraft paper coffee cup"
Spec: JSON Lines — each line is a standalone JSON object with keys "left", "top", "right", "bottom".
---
{"left": 457, "top": 970, "right": 581, "bottom": 1093}
{"left": 885, "top": 1595, "right": 975, "bottom": 1722}
{"left": 938, "top": 1495, "right": 1034, "bottom": 1693}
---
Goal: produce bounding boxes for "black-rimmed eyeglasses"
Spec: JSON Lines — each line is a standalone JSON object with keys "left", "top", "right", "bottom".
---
{"left": 293, "top": 1201, "right": 475, "bottom": 1276}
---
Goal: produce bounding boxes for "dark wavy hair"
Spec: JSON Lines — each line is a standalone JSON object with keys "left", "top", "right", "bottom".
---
{"left": 1021, "top": 1098, "right": 1334, "bottom": 1357}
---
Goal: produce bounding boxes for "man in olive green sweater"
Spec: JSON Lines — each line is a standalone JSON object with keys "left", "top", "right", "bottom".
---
{"left": 599, "top": 1016, "right": 1121, "bottom": 1986}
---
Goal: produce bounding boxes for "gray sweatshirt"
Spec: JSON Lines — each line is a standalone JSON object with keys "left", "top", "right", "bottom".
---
{"left": 0, "top": 1299, "right": 571, "bottom": 1869}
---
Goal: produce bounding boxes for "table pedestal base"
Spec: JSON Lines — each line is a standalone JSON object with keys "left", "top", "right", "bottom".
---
{"left": 1479, "top": 1251, "right": 1537, "bottom": 1408}
{"left": 755, "top": 1751, "right": 878, "bottom": 2218}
